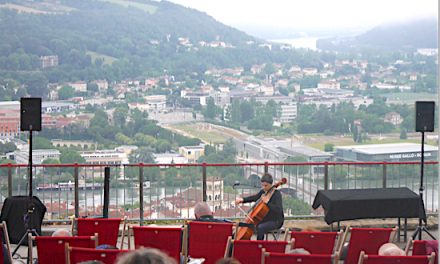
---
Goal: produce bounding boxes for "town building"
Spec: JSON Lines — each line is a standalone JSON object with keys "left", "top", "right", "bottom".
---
{"left": 51, "top": 139, "right": 97, "bottom": 150}
{"left": 80, "top": 149, "right": 129, "bottom": 165}
{"left": 144, "top": 95, "right": 167, "bottom": 111}
{"left": 334, "top": 143, "right": 438, "bottom": 162}
{"left": 152, "top": 153, "right": 188, "bottom": 164}
{"left": 9, "top": 149, "right": 61, "bottom": 164}
{"left": 278, "top": 103, "right": 297, "bottom": 124}
{"left": 179, "top": 145, "right": 205, "bottom": 163}
{"left": 67, "top": 81, "right": 87, "bottom": 92}
{"left": 0, "top": 109, "right": 20, "bottom": 138}
{"left": 206, "top": 176, "right": 224, "bottom": 211}
{"left": 40, "top": 55, "right": 59, "bottom": 68}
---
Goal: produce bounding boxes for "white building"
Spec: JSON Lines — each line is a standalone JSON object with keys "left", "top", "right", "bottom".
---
{"left": 144, "top": 95, "right": 167, "bottom": 111}
{"left": 67, "top": 81, "right": 87, "bottom": 92}
{"left": 206, "top": 176, "right": 224, "bottom": 211}
{"left": 152, "top": 153, "right": 188, "bottom": 164}
{"left": 278, "top": 103, "right": 297, "bottom": 124}
{"left": 80, "top": 150, "right": 128, "bottom": 165}
{"left": 318, "top": 80, "right": 341, "bottom": 89}
{"left": 10, "top": 149, "right": 61, "bottom": 164}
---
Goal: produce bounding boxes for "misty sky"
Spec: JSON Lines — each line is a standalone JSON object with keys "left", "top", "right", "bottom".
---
{"left": 168, "top": 0, "right": 437, "bottom": 31}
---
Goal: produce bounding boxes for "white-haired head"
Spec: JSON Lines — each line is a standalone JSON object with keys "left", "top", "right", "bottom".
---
{"left": 52, "top": 228, "right": 71, "bottom": 237}
{"left": 194, "top": 202, "right": 212, "bottom": 219}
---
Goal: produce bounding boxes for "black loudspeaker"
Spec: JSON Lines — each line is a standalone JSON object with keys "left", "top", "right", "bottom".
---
{"left": 20, "top": 97, "right": 42, "bottom": 131}
{"left": 415, "top": 101, "right": 435, "bottom": 132}
{"left": 103, "top": 167, "right": 110, "bottom": 218}
{"left": 0, "top": 196, "right": 46, "bottom": 244}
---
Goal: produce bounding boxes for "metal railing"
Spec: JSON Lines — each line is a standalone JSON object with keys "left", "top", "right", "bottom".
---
{"left": 0, "top": 161, "right": 437, "bottom": 222}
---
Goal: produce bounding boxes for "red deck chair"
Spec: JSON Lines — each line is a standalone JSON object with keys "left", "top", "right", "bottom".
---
{"left": 261, "top": 250, "right": 338, "bottom": 264}
{"left": 406, "top": 239, "right": 438, "bottom": 264}
{"left": 75, "top": 217, "right": 126, "bottom": 248}
{"left": 185, "top": 221, "right": 235, "bottom": 264}
{"left": 287, "top": 230, "right": 343, "bottom": 254}
{"left": 344, "top": 226, "right": 397, "bottom": 264}
{"left": 227, "top": 237, "right": 289, "bottom": 264}
{"left": 129, "top": 225, "right": 183, "bottom": 263}
{"left": 28, "top": 234, "right": 98, "bottom": 264}
{"left": 0, "top": 221, "right": 12, "bottom": 264}
{"left": 65, "top": 245, "right": 129, "bottom": 264}
{"left": 358, "top": 251, "right": 435, "bottom": 264}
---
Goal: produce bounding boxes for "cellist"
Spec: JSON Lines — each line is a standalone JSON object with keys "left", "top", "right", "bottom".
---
{"left": 235, "top": 173, "right": 284, "bottom": 240}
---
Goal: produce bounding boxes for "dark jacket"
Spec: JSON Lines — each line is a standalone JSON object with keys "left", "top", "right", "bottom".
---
{"left": 196, "top": 215, "right": 231, "bottom": 223}
{"left": 243, "top": 189, "right": 284, "bottom": 224}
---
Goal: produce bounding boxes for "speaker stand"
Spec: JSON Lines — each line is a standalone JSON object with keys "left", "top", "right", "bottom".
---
{"left": 11, "top": 129, "right": 40, "bottom": 264}
{"left": 411, "top": 131, "right": 435, "bottom": 240}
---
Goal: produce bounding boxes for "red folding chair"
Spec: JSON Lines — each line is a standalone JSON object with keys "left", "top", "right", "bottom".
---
{"left": 185, "top": 221, "right": 235, "bottom": 264}
{"left": 227, "top": 237, "right": 289, "bottom": 264}
{"left": 358, "top": 251, "right": 435, "bottom": 264}
{"left": 288, "top": 230, "right": 342, "bottom": 254}
{"left": 344, "top": 226, "right": 397, "bottom": 264}
{"left": 65, "top": 245, "right": 129, "bottom": 264}
{"left": 28, "top": 234, "right": 98, "bottom": 264}
{"left": 129, "top": 225, "right": 183, "bottom": 263}
{"left": 75, "top": 217, "right": 126, "bottom": 248}
{"left": 261, "top": 250, "right": 338, "bottom": 264}
{"left": 0, "top": 222, "right": 12, "bottom": 264}
{"left": 406, "top": 239, "right": 438, "bottom": 264}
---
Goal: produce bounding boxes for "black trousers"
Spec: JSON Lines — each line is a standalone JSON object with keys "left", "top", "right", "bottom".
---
{"left": 256, "top": 220, "right": 283, "bottom": 240}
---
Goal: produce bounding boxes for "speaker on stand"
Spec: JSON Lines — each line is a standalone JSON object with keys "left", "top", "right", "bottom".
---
{"left": 412, "top": 101, "right": 436, "bottom": 240}
{"left": 8, "top": 98, "right": 45, "bottom": 263}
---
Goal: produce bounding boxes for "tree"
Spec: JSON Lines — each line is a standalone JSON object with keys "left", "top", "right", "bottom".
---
{"left": 87, "top": 83, "right": 99, "bottom": 93}
{"left": 113, "top": 106, "right": 129, "bottom": 128}
{"left": 324, "top": 143, "right": 334, "bottom": 152}
{"left": 60, "top": 149, "right": 86, "bottom": 164}
{"left": 400, "top": 129, "right": 408, "bottom": 139}
{"left": 41, "top": 158, "right": 60, "bottom": 176}
{"left": 33, "top": 137, "right": 53, "bottom": 149}
{"left": 203, "top": 97, "right": 217, "bottom": 119}
{"left": 284, "top": 156, "right": 309, "bottom": 175}
{"left": 240, "top": 101, "right": 254, "bottom": 122}
{"left": 58, "top": 85, "right": 75, "bottom": 100}
{"left": 282, "top": 196, "right": 311, "bottom": 215}
{"left": 0, "top": 142, "right": 16, "bottom": 154}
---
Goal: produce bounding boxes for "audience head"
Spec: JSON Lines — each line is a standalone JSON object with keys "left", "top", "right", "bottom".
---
{"left": 378, "top": 243, "right": 405, "bottom": 256}
{"left": 194, "top": 202, "right": 212, "bottom": 219}
{"left": 216, "top": 257, "right": 241, "bottom": 264}
{"left": 51, "top": 228, "right": 71, "bottom": 237}
{"left": 77, "top": 261, "right": 105, "bottom": 264}
{"left": 286, "top": 248, "right": 311, "bottom": 255}
{"left": 115, "top": 248, "right": 176, "bottom": 264}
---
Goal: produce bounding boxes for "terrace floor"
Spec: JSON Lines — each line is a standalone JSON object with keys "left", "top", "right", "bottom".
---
{"left": 9, "top": 217, "right": 438, "bottom": 263}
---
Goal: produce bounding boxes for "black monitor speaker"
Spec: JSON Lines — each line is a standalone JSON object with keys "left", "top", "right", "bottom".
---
{"left": 415, "top": 101, "right": 435, "bottom": 132}
{"left": 20, "top": 97, "right": 42, "bottom": 131}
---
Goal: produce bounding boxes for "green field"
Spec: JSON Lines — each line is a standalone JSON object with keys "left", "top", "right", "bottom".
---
{"left": 170, "top": 123, "right": 229, "bottom": 144}
{"left": 96, "top": 0, "right": 157, "bottom": 14}
{"left": 86, "top": 51, "right": 117, "bottom": 66}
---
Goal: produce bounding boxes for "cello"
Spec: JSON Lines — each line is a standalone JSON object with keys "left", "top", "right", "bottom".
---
{"left": 235, "top": 177, "right": 287, "bottom": 240}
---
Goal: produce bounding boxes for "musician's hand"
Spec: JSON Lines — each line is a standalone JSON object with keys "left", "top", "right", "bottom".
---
{"left": 235, "top": 198, "right": 243, "bottom": 205}
{"left": 261, "top": 195, "right": 270, "bottom": 204}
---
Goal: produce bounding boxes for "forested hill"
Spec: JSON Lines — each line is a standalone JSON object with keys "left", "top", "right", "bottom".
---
{"left": 317, "top": 18, "right": 437, "bottom": 52}
{"left": 1, "top": 0, "right": 307, "bottom": 95}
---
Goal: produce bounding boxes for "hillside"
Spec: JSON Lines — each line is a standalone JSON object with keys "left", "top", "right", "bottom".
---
{"left": 317, "top": 18, "right": 437, "bottom": 52}
{"left": 0, "top": 0, "right": 273, "bottom": 95}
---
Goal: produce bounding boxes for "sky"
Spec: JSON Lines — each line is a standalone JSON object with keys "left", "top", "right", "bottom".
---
{"left": 168, "top": 0, "right": 437, "bottom": 35}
